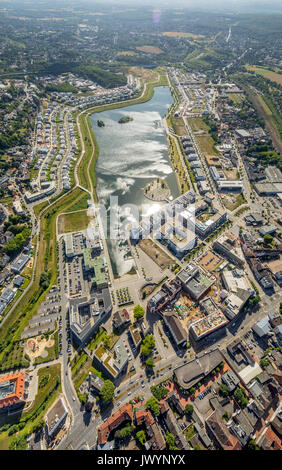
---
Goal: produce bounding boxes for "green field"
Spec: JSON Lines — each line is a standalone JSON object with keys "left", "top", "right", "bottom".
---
{"left": 226, "top": 93, "right": 245, "bottom": 105}
{"left": 58, "top": 210, "right": 89, "bottom": 234}
{"left": 245, "top": 65, "right": 282, "bottom": 85}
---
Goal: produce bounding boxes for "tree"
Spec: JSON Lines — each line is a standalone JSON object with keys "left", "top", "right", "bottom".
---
{"left": 115, "top": 424, "right": 133, "bottom": 440}
{"left": 103, "top": 334, "right": 112, "bottom": 349}
{"left": 136, "top": 430, "right": 146, "bottom": 445}
{"left": 39, "top": 271, "right": 50, "bottom": 290}
{"left": 146, "top": 397, "right": 160, "bottom": 416}
{"left": 141, "top": 334, "right": 155, "bottom": 357}
{"left": 166, "top": 432, "right": 179, "bottom": 450}
{"left": 234, "top": 387, "right": 248, "bottom": 408}
{"left": 101, "top": 380, "right": 115, "bottom": 402}
{"left": 184, "top": 404, "right": 194, "bottom": 416}
{"left": 260, "top": 358, "right": 270, "bottom": 368}
{"left": 134, "top": 305, "right": 145, "bottom": 320}
{"left": 248, "top": 439, "right": 259, "bottom": 450}
{"left": 145, "top": 357, "right": 155, "bottom": 369}
{"left": 263, "top": 234, "right": 273, "bottom": 245}
{"left": 219, "top": 383, "right": 229, "bottom": 397}
{"left": 151, "top": 385, "right": 169, "bottom": 401}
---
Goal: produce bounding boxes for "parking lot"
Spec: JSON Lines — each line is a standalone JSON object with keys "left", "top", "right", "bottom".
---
{"left": 37, "top": 287, "right": 61, "bottom": 315}
{"left": 198, "top": 251, "right": 224, "bottom": 273}
{"left": 66, "top": 256, "right": 86, "bottom": 298}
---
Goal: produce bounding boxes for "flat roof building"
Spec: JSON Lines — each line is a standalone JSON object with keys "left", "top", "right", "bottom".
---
{"left": 128, "top": 325, "right": 142, "bottom": 349}
{"left": 174, "top": 349, "right": 223, "bottom": 390}
{"left": 46, "top": 397, "right": 68, "bottom": 438}
{"left": 93, "top": 338, "right": 128, "bottom": 381}
{"left": 213, "top": 233, "right": 245, "bottom": 268}
{"left": 252, "top": 316, "right": 271, "bottom": 337}
{"left": 190, "top": 311, "right": 228, "bottom": 341}
{"left": 177, "top": 264, "right": 213, "bottom": 301}
{"left": 221, "top": 370, "right": 240, "bottom": 392}
{"left": 65, "top": 233, "right": 74, "bottom": 258}
{"left": 70, "top": 289, "right": 112, "bottom": 345}
{"left": 11, "top": 254, "right": 29, "bottom": 273}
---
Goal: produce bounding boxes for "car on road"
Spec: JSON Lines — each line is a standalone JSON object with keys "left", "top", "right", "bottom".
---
{"left": 141, "top": 384, "right": 145, "bottom": 388}
{"left": 127, "top": 392, "right": 131, "bottom": 396}
{"left": 72, "top": 396, "right": 76, "bottom": 401}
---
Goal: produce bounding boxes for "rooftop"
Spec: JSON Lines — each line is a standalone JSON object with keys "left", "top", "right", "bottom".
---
{"left": 174, "top": 349, "right": 223, "bottom": 390}
{"left": 0, "top": 373, "right": 25, "bottom": 409}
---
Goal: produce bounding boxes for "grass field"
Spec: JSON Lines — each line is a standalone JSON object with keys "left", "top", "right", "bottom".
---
{"left": 136, "top": 46, "right": 163, "bottom": 54}
{"left": 0, "top": 186, "right": 87, "bottom": 346}
{"left": 139, "top": 239, "right": 174, "bottom": 269}
{"left": 188, "top": 116, "right": 209, "bottom": 133}
{"left": 221, "top": 193, "right": 247, "bottom": 211}
{"left": 171, "top": 116, "right": 186, "bottom": 136}
{"left": 196, "top": 134, "right": 219, "bottom": 157}
{"left": 188, "top": 117, "right": 219, "bottom": 157}
{"left": 64, "top": 191, "right": 89, "bottom": 212}
{"left": 256, "top": 94, "right": 282, "bottom": 141}
{"left": 58, "top": 210, "right": 89, "bottom": 234}
{"left": 0, "top": 70, "right": 169, "bottom": 349}
{"left": 162, "top": 31, "right": 204, "bottom": 39}
{"left": 245, "top": 65, "right": 282, "bottom": 85}
{"left": 117, "top": 51, "right": 137, "bottom": 56}
{"left": 226, "top": 93, "right": 245, "bottom": 105}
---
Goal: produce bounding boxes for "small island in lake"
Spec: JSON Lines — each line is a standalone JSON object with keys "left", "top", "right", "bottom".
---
{"left": 118, "top": 116, "right": 134, "bottom": 124}
{"left": 144, "top": 178, "right": 171, "bottom": 202}
{"left": 97, "top": 120, "right": 105, "bottom": 127}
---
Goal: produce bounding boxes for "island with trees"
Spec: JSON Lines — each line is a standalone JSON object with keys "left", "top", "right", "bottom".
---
{"left": 97, "top": 120, "right": 105, "bottom": 127}
{"left": 118, "top": 116, "right": 134, "bottom": 124}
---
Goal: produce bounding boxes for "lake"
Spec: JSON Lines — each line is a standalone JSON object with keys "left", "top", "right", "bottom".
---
{"left": 90, "top": 86, "right": 179, "bottom": 277}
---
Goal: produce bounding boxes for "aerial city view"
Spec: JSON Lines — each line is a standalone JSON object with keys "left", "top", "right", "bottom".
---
{"left": 0, "top": 0, "right": 281, "bottom": 457}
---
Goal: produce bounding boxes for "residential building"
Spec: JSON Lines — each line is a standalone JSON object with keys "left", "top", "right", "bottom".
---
{"left": 162, "top": 310, "right": 187, "bottom": 347}
{"left": 213, "top": 234, "right": 245, "bottom": 268}
{"left": 206, "top": 411, "right": 241, "bottom": 450}
{"left": 112, "top": 309, "right": 130, "bottom": 331}
{"left": 97, "top": 404, "right": 133, "bottom": 445}
{"left": 0, "top": 373, "right": 25, "bottom": 412}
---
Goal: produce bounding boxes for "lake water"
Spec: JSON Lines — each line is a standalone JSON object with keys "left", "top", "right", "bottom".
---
{"left": 90, "top": 86, "right": 179, "bottom": 277}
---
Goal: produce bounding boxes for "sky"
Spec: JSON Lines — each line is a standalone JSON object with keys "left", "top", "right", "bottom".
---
{"left": 1, "top": 0, "right": 281, "bottom": 14}
{"left": 81, "top": 0, "right": 282, "bottom": 14}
